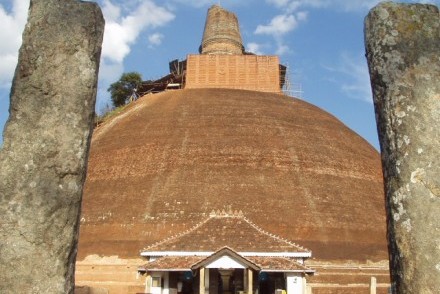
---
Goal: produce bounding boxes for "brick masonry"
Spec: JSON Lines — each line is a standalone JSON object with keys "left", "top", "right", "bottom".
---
{"left": 185, "top": 55, "right": 281, "bottom": 93}
{"left": 200, "top": 5, "right": 243, "bottom": 55}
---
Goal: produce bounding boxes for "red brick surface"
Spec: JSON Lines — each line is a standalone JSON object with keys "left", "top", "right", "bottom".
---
{"left": 200, "top": 5, "right": 243, "bottom": 55}
{"left": 79, "top": 88, "right": 386, "bottom": 263}
{"left": 77, "top": 88, "right": 389, "bottom": 293}
{"left": 185, "top": 55, "right": 280, "bottom": 93}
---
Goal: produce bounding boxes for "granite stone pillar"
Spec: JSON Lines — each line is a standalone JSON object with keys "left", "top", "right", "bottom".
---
{"left": 365, "top": 2, "right": 440, "bottom": 293}
{"left": 0, "top": 0, "right": 104, "bottom": 293}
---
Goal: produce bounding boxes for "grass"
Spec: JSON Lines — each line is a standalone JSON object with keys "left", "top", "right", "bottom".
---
{"left": 94, "top": 104, "right": 128, "bottom": 127}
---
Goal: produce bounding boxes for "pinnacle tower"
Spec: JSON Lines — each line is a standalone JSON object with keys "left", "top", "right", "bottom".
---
{"left": 199, "top": 5, "right": 244, "bottom": 55}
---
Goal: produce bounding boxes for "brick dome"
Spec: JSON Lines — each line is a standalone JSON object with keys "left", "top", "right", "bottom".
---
{"left": 78, "top": 88, "right": 387, "bottom": 262}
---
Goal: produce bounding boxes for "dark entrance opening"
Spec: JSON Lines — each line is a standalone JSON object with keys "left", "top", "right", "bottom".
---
{"left": 258, "top": 273, "right": 285, "bottom": 294}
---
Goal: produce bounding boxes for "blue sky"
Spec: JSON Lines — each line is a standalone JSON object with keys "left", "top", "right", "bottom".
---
{"left": 1, "top": 0, "right": 439, "bottom": 149}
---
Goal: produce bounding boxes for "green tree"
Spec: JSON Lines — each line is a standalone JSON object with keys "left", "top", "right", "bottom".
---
{"left": 108, "top": 72, "right": 142, "bottom": 107}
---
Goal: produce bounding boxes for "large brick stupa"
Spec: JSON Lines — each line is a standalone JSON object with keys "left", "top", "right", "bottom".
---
{"left": 75, "top": 5, "right": 390, "bottom": 294}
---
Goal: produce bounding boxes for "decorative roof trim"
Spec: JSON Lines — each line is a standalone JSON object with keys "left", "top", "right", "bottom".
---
{"left": 138, "top": 251, "right": 315, "bottom": 274}
{"left": 138, "top": 267, "right": 191, "bottom": 272}
{"left": 141, "top": 216, "right": 213, "bottom": 252}
{"left": 141, "top": 209, "right": 311, "bottom": 254}
{"left": 141, "top": 251, "right": 311, "bottom": 258}
{"left": 261, "top": 269, "right": 315, "bottom": 274}
{"left": 239, "top": 215, "right": 311, "bottom": 254}
{"left": 191, "top": 247, "right": 260, "bottom": 271}
{"left": 141, "top": 251, "right": 212, "bottom": 257}
{"left": 242, "top": 252, "right": 311, "bottom": 258}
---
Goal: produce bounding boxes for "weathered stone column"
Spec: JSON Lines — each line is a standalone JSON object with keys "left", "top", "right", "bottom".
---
{"left": 365, "top": 2, "right": 440, "bottom": 293}
{"left": 0, "top": 0, "right": 104, "bottom": 293}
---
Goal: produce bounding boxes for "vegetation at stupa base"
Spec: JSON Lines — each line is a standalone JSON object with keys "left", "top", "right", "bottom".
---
{"left": 94, "top": 103, "right": 129, "bottom": 127}
{"left": 107, "top": 72, "right": 142, "bottom": 107}
{"left": 94, "top": 71, "right": 143, "bottom": 127}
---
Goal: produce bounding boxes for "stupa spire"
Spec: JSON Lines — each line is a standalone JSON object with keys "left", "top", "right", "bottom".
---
{"left": 199, "top": 5, "right": 244, "bottom": 55}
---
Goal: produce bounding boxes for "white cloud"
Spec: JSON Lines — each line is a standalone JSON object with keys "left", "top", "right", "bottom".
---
{"left": 0, "top": 0, "right": 175, "bottom": 83}
{"left": 267, "top": 0, "right": 302, "bottom": 12}
{"left": 171, "top": 0, "right": 251, "bottom": 8}
{"left": 101, "top": 0, "right": 121, "bottom": 22}
{"left": 101, "top": 0, "right": 174, "bottom": 64}
{"left": 324, "top": 53, "right": 373, "bottom": 103}
{"left": 334, "top": 0, "right": 382, "bottom": 12}
{"left": 0, "top": 0, "right": 28, "bottom": 89}
{"left": 255, "top": 14, "right": 300, "bottom": 36}
{"left": 275, "top": 43, "right": 290, "bottom": 55}
{"left": 246, "top": 42, "right": 265, "bottom": 55}
{"left": 267, "top": 0, "right": 440, "bottom": 13}
{"left": 99, "top": 59, "right": 124, "bottom": 86}
{"left": 97, "top": 0, "right": 174, "bottom": 110}
{"left": 266, "top": 0, "right": 375, "bottom": 12}
{"left": 254, "top": 12, "right": 307, "bottom": 56}
{"left": 267, "top": 0, "right": 290, "bottom": 6}
{"left": 148, "top": 33, "right": 164, "bottom": 47}
{"left": 259, "top": 0, "right": 440, "bottom": 57}
{"left": 0, "top": 0, "right": 176, "bottom": 113}
{"left": 296, "top": 11, "right": 308, "bottom": 21}
{"left": 171, "top": 0, "right": 213, "bottom": 8}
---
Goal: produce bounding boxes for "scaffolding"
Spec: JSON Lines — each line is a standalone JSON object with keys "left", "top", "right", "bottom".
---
{"left": 280, "top": 62, "right": 303, "bottom": 99}
{"left": 138, "top": 58, "right": 303, "bottom": 98}
{"left": 137, "top": 59, "right": 186, "bottom": 96}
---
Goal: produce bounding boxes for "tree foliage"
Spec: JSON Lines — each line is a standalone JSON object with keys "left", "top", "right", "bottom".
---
{"left": 107, "top": 72, "right": 142, "bottom": 107}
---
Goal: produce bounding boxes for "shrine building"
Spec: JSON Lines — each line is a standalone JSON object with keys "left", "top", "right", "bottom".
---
{"left": 138, "top": 211, "right": 314, "bottom": 294}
